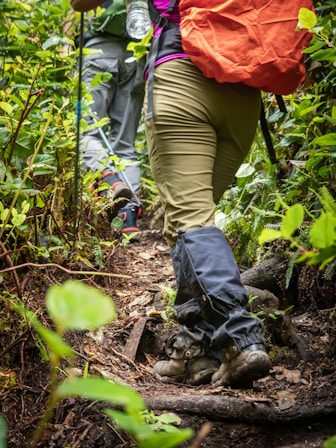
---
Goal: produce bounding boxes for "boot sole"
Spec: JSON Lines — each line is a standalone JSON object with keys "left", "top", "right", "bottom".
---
{"left": 108, "top": 185, "right": 132, "bottom": 218}
{"left": 153, "top": 371, "right": 184, "bottom": 384}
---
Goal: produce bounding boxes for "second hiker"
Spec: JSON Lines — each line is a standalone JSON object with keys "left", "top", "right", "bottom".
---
{"left": 70, "top": 0, "right": 145, "bottom": 237}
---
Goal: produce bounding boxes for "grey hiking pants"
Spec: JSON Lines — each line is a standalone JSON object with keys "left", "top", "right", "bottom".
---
{"left": 144, "top": 58, "right": 261, "bottom": 246}
{"left": 81, "top": 37, "right": 145, "bottom": 206}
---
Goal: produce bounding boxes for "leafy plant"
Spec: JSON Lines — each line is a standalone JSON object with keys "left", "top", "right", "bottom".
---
{"left": 0, "top": 280, "right": 192, "bottom": 448}
{"left": 258, "top": 188, "right": 336, "bottom": 269}
{"left": 216, "top": 3, "right": 336, "bottom": 271}
{"left": 325, "top": 436, "right": 336, "bottom": 448}
{"left": 0, "top": 415, "right": 7, "bottom": 448}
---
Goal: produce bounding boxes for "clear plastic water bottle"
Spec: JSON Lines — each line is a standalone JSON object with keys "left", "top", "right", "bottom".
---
{"left": 126, "top": 0, "right": 152, "bottom": 40}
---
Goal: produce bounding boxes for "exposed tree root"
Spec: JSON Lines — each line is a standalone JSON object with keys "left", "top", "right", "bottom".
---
{"left": 146, "top": 394, "right": 336, "bottom": 424}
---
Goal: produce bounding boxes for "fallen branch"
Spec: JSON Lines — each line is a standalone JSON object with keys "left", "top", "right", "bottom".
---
{"left": 0, "top": 262, "right": 131, "bottom": 279}
{"left": 146, "top": 395, "right": 336, "bottom": 424}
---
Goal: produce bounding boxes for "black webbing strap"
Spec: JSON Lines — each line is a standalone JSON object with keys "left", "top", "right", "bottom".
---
{"left": 276, "top": 94, "right": 287, "bottom": 113}
{"left": 259, "top": 94, "right": 288, "bottom": 165}
{"left": 146, "top": 0, "right": 177, "bottom": 120}
{"left": 259, "top": 100, "right": 277, "bottom": 165}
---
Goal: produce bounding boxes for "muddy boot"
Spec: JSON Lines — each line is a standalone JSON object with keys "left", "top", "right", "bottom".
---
{"left": 91, "top": 171, "right": 132, "bottom": 218}
{"left": 153, "top": 328, "right": 219, "bottom": 386}
{"left": 212, "top": 344, "right": 271, "bottom": 387}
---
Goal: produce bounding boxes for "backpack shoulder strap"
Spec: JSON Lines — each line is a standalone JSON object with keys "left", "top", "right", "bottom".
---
{"left": 146, "top": 0, "right": 179, "bottom": 120}
{"left": 148, "top": 0, "right": 177, "bottom": 27}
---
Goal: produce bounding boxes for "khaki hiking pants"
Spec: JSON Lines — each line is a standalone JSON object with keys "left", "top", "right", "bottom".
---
{"left": 144, "top": 58, "right": 261, "bottom": 247}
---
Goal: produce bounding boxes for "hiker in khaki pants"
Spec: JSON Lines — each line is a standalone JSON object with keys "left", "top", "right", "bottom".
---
{"left": 144, "top": 0, "right": 271, "bottom": 387}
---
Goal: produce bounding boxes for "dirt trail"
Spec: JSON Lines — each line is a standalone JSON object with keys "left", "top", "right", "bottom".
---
{"left": 1, "top": 225, "right": 336, "bottom": 447}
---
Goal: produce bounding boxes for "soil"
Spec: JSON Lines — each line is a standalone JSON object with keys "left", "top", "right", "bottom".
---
{"left": 1, "top": 214, "right": 336, "bottom": 448}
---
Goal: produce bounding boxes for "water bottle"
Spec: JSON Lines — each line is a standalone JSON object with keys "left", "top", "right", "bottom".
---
{"left": 126, "top": 0, "right": 152, "bottom": 40}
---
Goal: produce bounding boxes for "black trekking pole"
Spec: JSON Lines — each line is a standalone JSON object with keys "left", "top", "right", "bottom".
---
{"left": 72, "top": 12, "right": 84, "bottom": 246}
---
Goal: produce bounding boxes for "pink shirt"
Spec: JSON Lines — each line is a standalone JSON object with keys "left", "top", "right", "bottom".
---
{"left": 151, "top": 0, "right": 188, "bottom": 67}
{"left": 152, "top": 0, "right": 180, "bottom": 35}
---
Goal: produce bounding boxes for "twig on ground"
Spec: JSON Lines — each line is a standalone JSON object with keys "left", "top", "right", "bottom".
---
{"left": 0, "top": 240, "right": 23, "bottom": 296}
{"left": 0, "top": 262, "right": 131, "bottom": 279}
{"left": 189, "top": 422, "right": 212, "bottom": 448}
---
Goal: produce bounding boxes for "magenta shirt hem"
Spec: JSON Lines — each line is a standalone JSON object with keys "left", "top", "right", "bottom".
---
{"left": 144, "top": 54, "right": 189, "bottom": 81}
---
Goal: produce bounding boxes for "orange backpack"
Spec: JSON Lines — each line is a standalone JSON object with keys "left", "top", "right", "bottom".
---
{"left": 179, "top": 0, "right": 314, "bottom": 95}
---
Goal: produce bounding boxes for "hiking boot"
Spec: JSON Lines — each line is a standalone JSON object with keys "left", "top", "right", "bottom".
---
{"left": 211, "top": 344, "right": 271, "bottom": 388}
{"left": 118, "top": 206, "right": 142, "bottom": 239}
{"left": 91, "top": 171, "right": 132, "bottom": 218}
{"left": 154, "top": 355, "right": 219, "bottom": 386}
{"left": 153, "top": 330, "right": 219, "bottom": 386}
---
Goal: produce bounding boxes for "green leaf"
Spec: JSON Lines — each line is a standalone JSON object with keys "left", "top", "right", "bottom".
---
{"left": 32, "top": 154, "right": 57, "bottom": 175}
{"left": 302, "top": 41, "right": 327, "bottom": 54}
{"left": 19, "top": 2, "right": 31, "bottom": 11}
{"left": 299, "top": 102, "right": 324, "bottom": 117}
{"left": 258, "top": 228, "right": 282, "bottom": 245}
{"left": 0, "top": 414, "right": 7, "bottom": 448}
{"left": 235, "top": 163, "right": 255, "bottom": 178}
{"left": 309, "top": 213, "right": 336, "bottom": 249}
{"left": 10, "top": 207, "right": 26, "bottom": 226}
{"left": 0, "top": 128, "right": 9, "bottom": 147}
{"left": 91, "top": 72, "right": 112, "bottom": 87}
{"left": 0, "top": 101, "right": 13, "bottom": 114}
{"left": 155, "top": 413, "right": 181, "bottom": 425}
{"left": 308, "top": 247, "right": 336, "bottom": 268}
{"left": 35, "top": 324, "right": 74, "bottom": 358}
{"left": 13, "top": 135, "right": 35, "bottom": 158}
{"left": 106, "top": 409, "right": 185, "bottom": 442}
{"left": 296, "top": 251, "right": 316, "bottom": 264}
{"left": 324, "top": 435, "right": 336, "bottom": 448}
{"left": 137, "top": 429, "right": 193, "bottom": 448}
{"left": 46, "top": 280, "right": 117, "bottom": 331}
{"left": 298, "top": 7, "right": 317, "bottom": 29}
{"left": 57, "top": 377, "right": 145, "bottom": 412}
{"left": 106, "top": 409, "right": 193, "bottom": 448}
{"left": 312, "top": 133, "right": 336, "bottom": 147}
{"left": 15, "top": 305, "right": 74, "bottom": 358}
{"left": 106, "top": 409, "right": 147, "bottom": 436}
{"left": 42, "top": 36, "right": 64, "bottom": 50}
{"left": 280, "top": 204, "right": 304, "bottom": 238}
{"left": 111, "top": 216, "right": 124, "bottom": 231}
{"left": 21, "top": 200, "right": 30, "bottom": 214}
{"left": 0, "top": 208, "right": 9, "bottom": 222}
{"left": 311, "top": 49, "right": 336, "bottom": 62}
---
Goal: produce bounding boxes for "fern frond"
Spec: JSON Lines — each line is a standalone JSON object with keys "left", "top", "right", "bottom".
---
{"left": 324, "top": 260, "right": 336, "bottom": 281}
{"left": 285, "top": 252, "right": 299, "bottom": 290}
{"left": 315, "top": 186, "right": 336, "bottom": 215}
{"left": 94, "top": 244, "right": 104, "bottom": 269}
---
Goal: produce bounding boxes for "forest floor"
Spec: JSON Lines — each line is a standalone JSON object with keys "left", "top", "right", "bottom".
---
{"left": 1, "top": 212, "right": 336, "bottom": 448}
